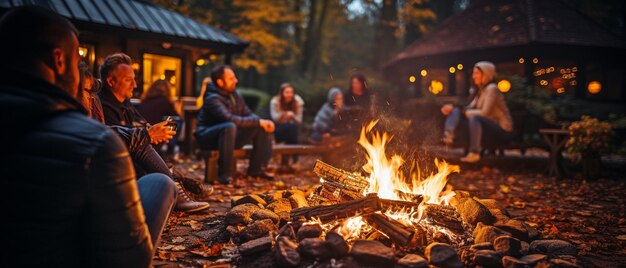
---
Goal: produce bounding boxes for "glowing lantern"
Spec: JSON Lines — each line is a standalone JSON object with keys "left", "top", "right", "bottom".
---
{"left": 497, "top": 80, "right": 511, "bottom": 93}
{"left": 420, "top": 69, "right": 427, "bottom": 77}
{"left": 449, "top": 67, "right": 456, "bottom": 74}
{"left": 429, "top": 80, "right": 443, "bottom": 95}
{"left": 587, "top": 81, "right": 601, "bottom": 94}
{"left": 408, "top": 76, "right": 416, "bottom": 83}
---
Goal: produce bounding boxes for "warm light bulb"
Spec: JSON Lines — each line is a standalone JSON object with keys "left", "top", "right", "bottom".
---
{"left": 449, "top": 67, "right": 456, "bottom": 74}
{"left": 409, "top": 76, "right": 416, "bottom": 83}
{"left": 457, "top": 64, "right": 463, "bottom": 70}
{"left": 420, "top": 69, "right": 427, "bottom": 77}
{"left": 587, "top": 81, "right": 601, "bottom": 94}
{"left": 497, "top": 80, "right": 511, "bottom": 93}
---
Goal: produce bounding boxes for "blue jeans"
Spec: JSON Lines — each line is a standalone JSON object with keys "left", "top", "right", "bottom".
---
{"left": 275, "top": 122, "right": 299, "bottom": 164}
{"left": 444, "top": 108, "right": 512, "bottom": 153}
{"left": 136, "top": 173, "right": 177, "bottom": 248}
{"left": 195, "top": 122, "right": 273, "bottom": 180}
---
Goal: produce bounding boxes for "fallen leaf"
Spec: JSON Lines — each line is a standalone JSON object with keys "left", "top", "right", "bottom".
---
{"left": 172, "top": 236, "right": 185, "bottom": 243}
{"left": 172, "top": 245, "right": 186, "bottom": 251}
{"left": 158, "top": 244, "right": 174, "bottom": 250}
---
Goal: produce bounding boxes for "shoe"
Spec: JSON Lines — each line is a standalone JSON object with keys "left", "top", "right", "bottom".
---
{"left": 174, "top": 171, "right": 214, "bottom": 197}
{"left": 442, "top": 132, "right": 454, "bottom": 146}
{"left": 460, "top": 152, "right": 481, "bottom": 163}
{"left": 247, "top": 171, "right": 275, "bottom": 180}
{"left": 218, "top": 176, "right": 234, "bottom": 185}
{"left": 174, "top": 182, "right": 210, "bottom": 212}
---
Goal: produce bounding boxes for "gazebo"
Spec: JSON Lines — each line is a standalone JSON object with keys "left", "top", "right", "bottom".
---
{"left": 0, "top": 0, "right": 249, "bottom": 98}
{"left": 383, "top": 0, "right": 626, "bottom": 102}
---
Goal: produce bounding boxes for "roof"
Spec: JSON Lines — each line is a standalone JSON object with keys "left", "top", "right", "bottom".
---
{"left": 0, "top": 0, "right": 248, "bottom": 53}
{"left": 385, "top": 0, "right": 626, "bottom": 69}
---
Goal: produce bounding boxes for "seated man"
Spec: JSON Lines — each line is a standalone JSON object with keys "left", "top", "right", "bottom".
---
{"left": 98, "top": 53, "right": 210, "bottom": 212}
{"left": 0, "top": 7, "right": 176, "bottom": 267}
{"left": 195, "top": 65, "right": 275, "bottom": 184}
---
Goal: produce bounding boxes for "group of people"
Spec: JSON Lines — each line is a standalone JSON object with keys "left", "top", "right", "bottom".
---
{"left": 193, "top": 66, "right": 373, "bottom": 183}
{"left": 0, "top": 5, "right": 514, "bottom": 267}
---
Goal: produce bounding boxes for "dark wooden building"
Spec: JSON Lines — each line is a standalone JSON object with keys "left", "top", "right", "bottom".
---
{"left": 383, "top": 0, "right": 626, "bottom": 103}
{"left": 0, "top": 0, "right": 248, "bottom": 98}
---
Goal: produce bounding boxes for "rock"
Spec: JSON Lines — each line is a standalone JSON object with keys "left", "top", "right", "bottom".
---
{"left": 501, "top": 256, "right": 529, "bottom": 268}
{"left": 350, "top": 240, "right": 395, "bottom": 266}
{"left": 520, "top": 241, "right": 529, "bottom": 255}
{"left": 284, "top": 189, "right": 306, "bottom": 198}
{"left": 550, "top": 258, "right": 582, "bottom": 268}
{"left": 530, "top": 240, "right": 577, "bottom": 256}
{"left": 251, "top": 209, "right": 280, "bottom": 224}
{"left": 298, "top": 238, "right": 332, "bottom": 260}
{"left": 277, "top": 211, "right": 291, "bottom": 226}
{"left": 519, "top": 254, "right": 547, "bottom": 265}
{"left": 275, "top": 236, "right": 301, "bottom": 267}
{"left": 474, "top": 222, "right": 512, "bottom": 244}
{"left": 324, "top": 231, "right": 349, "bottom": 258}
{"left": 226, "top": 203, "right": 262, "bottom": 225}
{"left": 270, "top": 191, "right": 285, "bottom": 202}
{"left": 470, "top": 242, "right": 494, "bottom": 251}
{"left": 297, "top": 223, "right": 323, "bottom": 241}
{"left": 289, "top": 193, "right": 309, "bottom": 209}
{"left": 397, "top": 254, "right": 428, "bottom": 268}
{"left": 457, "top": 198, "right": 495, "bottom": 227}
{"left": 494, "top": 236, "right": 522, "bottom": 257}
{"left": 398, "top": 254, "right": 428, "bottom": 268}
{"left": 527, "top": 225, "right": 540, "bottom": 241}
{"left": 278, "top": 223, "right": 296, "bottom": 239}
{"left": 226, "top": 225, "right": 242, "bottom": 238}
{"left": 239, "top": 236, "right": 273, "bottom": 256}
{"left": 267, "top": 198, "right": 292, "bottom": 213}
{"left": 424, "top": 242, "right": 463, "bottom": 268}
{"left": 233, "top": 194, "right": 267, "bottom": 207}
{"left": 239, "top": 219, "right": 277, "bottom": 242}
{"left": 496, "top": 219, "right": 533, "bottom": 241}
{"left": 473, "top": 249, "right": 502, "bottom": 267}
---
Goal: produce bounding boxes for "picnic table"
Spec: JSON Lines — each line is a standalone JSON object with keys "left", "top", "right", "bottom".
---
{"left": 539, "top": 128, "right": 569, "bottom": 179}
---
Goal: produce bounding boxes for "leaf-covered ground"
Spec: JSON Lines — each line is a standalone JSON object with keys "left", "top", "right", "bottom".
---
{"left": 153, "top": 149, "right": 626, "bottom": 267}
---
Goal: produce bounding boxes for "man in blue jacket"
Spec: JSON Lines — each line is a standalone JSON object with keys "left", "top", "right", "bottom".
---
{"left": 195, "top": 65, "right": 275, "bottom": 184}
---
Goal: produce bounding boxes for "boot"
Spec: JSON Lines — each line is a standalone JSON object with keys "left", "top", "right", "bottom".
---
{"left": 173, "top": 170, "right": 214, "bottom": 198}
{"left": 174, "top": 182, "right": 210, "bottom": 212}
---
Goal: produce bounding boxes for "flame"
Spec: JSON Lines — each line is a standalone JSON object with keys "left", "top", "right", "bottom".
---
{"left": 329, "top": 121, "right": 461, "bottom": 242}
{"left": 358, "top": 121, "right": 459, "bottom": 217}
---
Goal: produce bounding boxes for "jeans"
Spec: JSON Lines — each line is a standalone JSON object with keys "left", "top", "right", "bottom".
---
{"left": 132, "top": 143, "right": 172, "bottom": 177}
{"left": 275, "top": 122, "right": 299, "bottom": 164}
{"left": 444, "top": 108, "right": 512, "bottom": 153}
{"left": 136, "top": 173, "right": 177, "bottom": 248}
{"left": 195, "top": 122, "right": 273, "bottom": 180}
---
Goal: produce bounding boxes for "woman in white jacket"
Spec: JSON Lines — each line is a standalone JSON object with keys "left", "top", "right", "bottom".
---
{"left": 270, "top": 83, "right": 305, "bottom": 167}
{"left": 440, "top": 61, "right": 514, "bottom": 163}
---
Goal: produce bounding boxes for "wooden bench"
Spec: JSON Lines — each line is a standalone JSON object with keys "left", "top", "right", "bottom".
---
{"left": 200, "top": 144, "right": 334, "bottom": 182}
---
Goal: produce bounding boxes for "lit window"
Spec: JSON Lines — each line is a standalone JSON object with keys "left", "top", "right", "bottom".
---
{"left": 143, "top": 53, "right": 182, "bottom": 97}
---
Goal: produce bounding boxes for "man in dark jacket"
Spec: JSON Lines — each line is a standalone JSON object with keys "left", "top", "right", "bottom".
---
{"left": 0, "top": 7, "right": 176, "bottom": 267}
{"left": 98, "top": 53, "right": 211, "bottom": 212}
{"left": 195, "top": 65, "right": 275, "bottom": 184}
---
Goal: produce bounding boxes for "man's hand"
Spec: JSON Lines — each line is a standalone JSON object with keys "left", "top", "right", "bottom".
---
{"left": 259, "top": 119, "right": 275, "bottom": 133}
{"left": 147, "top": 121, "right": 176, "bottom": 144}
{"left": 441, "top": 104, "right": 454, "bottom": 116}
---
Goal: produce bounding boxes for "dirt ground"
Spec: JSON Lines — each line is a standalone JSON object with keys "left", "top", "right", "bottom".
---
{"left": 152, "top": 149, "right": 626, "bottom": 268}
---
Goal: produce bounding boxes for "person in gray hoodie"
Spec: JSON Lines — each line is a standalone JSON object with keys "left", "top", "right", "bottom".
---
{"left": 440, "top": 61, "right": 513, "bottom": 163}
{"left": 309, "top": 87, "right": 344, "bottom": 143}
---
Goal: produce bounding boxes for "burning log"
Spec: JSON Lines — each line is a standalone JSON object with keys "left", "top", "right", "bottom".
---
{"left": 379, "top": 199, "right": 422, "bottom": 212}
{"left": 313, "top": 160, "right": 369, "bottom": 194}
{"left": 423, "top": 204, "right": 465, "bottom": 233}
{"left": 291, "top": 194, "right": 381, "bottom": 223}
{"left": 394, "top": 190, "right": 424, "bottom": 203}
{"left": 364, "top": 213, "right": 415, "bottom": 247}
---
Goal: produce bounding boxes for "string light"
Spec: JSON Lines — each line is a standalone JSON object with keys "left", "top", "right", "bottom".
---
{"left": 420, "top": 69, "right": 427, "bottom": 77}
{"left": 457, "top": 64, "right": 463, "bottom": 70}
{"left": 518, "top": 58, "right": 525, "bottom": 64}
{"left": 497, "top": 80, "right": 511, "bottom": 93}
{"left": 532, "top": 58, "right": 539, "bottom": 64}
{"left": 449, "top": 67, "right": 456, "bottom": 74}
{"left": 196, "top": 59, "right": 206, "bottom": 66}
{"left": 409, "top": 76, "right": 416, "bottom": 83}
{"left": 588, "top": 81, "right": 601, "bottom": 94}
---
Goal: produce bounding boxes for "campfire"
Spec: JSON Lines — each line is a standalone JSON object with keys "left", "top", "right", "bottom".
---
{"left": 293, "top": 120, "right": 472, "bottom": 250}
{"left": 225, "top": 121, "right": 574, "bottom": 267}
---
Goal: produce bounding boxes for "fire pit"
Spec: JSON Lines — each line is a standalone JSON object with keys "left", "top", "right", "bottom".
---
{"left": 223, "top": 121, "right": 581, "bottom": 267}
